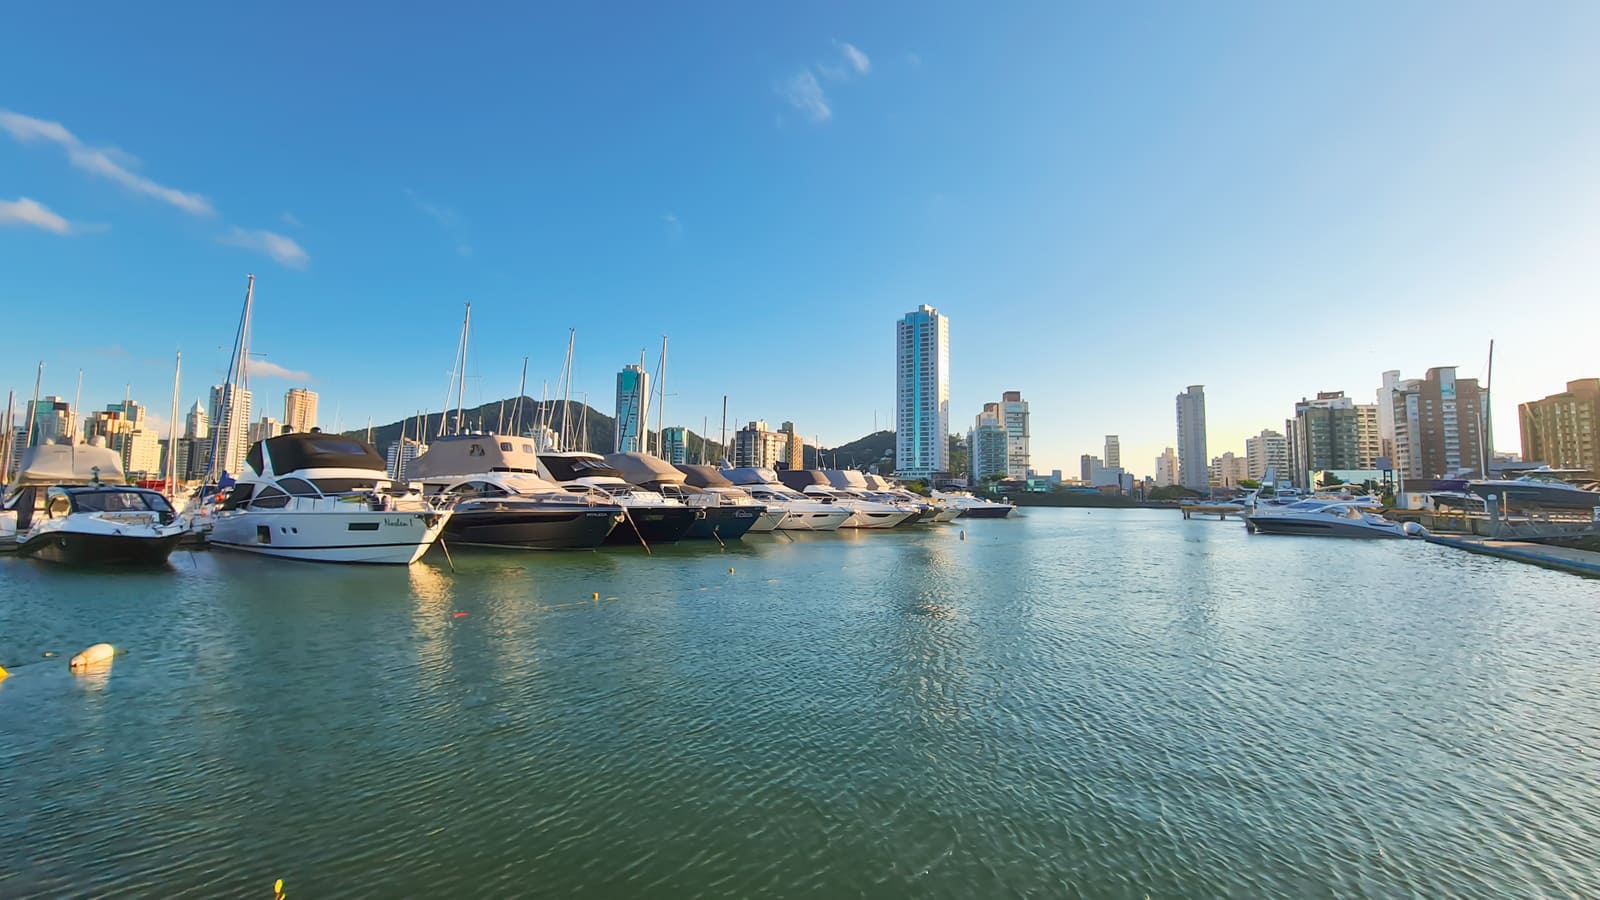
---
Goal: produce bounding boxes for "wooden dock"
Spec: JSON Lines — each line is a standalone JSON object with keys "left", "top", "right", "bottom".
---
{"left": 1181, "top": 504, "right": 1244, "bottom": 520}
{"left": 1425, "top": 535, "right": 1600, "bottom": 579}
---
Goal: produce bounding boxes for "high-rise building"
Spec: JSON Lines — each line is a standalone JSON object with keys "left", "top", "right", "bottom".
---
{"left": 88, "top": 400, "right": 143, "bottom": 443}
{"left": 25, "top": 395, "right": 73, "bottom": 447}
{"left": 1000, "top": 391, "right": 1029, "bottom": 479}
{"left": 1079, "top": 454, "right": 1100, "bottom": 483}
{"left": 1389, "top": 366, "right": 1489, "bottom": 478}
{"left": 969, "top": 404, "right": 1008, "bottom": 483}
{"left": 1355, "top": 403, "right": 1382, "bottom": 469}
{"left": 1175, "top": 385, "right": 1207, "bottom": 491}
{"left": 895, "top": 305, "right": 950, "bottom": 479}
{"left": 386, "top": 437, "right": 427, "bottom": 484}
{"left": 733, "top": 420, "right": 787, "bottom": 469}
{"left": 114, "top": 428, "right": 161, "bottom": 477}
{"left": 284, "top": 387, "right": 318, "bottom": 434}
{"left": 209, "top": 383, "right": 253, "bottom": 477}
{"left": 1154, "top": 447, "right": 1179, "bottom": 488}
{"left": 1245, "top": 429, "right": 1290, "bottom": 483}
{"left": 1518, "top": 378, "right": 1599, "bottom": 476}
{"left": 661, "top": 426, "right": 688, "bottom": 465}
{"left": 1377, "top": 370, "right": 1401, "bottom": 461}
{"left": 1104, "top": 435, "right": 1121, "bottom": 470}
{"left": 174, "top": 436, "right": 212, "bottom": 482}
{"left": 1209, "top": 452, "right": 1249, "bottom": 488}
{"left": 249, "top": 416, "right": 284, "bottom": 444}
{"left": 779, "top": 421, "right": 804, "bottom": 471}
{"left": 614, "top": 365, "right": 651, "bottom": 454}
{"left": 1287, "top": 391, "right": 1363, "bottom": 487}
{"left": 185, "top": 401, "right": 209, "bottom": 440}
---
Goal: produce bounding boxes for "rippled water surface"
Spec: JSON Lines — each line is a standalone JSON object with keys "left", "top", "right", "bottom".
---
{"left": 3, "top": 509, "right": 1598, "bottom": 897}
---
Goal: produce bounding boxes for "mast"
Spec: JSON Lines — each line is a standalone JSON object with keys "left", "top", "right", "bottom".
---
{"left": 366, "top": 416, "right": 373, "bottom": 445}
{"left": 72, "top": 369, "right": 83, "bottom": 441}
{"left": 561, "top": 329, "right": 575, "bottom": 451}
{"left": 655, "top": 335, "right": 668, "bottom": 458}
{"left": 720, "top": 395, "right": 727, "bottom": 466}
{"left": 24, "top": 361, "right": 42, "bottom": 450}
{"left": 439, "top": 304, "right": 467, "bottom": 437}
{"left": 1481, "top": 339, "right": 1495, "bottom": 476}
{"left": 511, "top": 357, "right": 528, "bottom": 436}
{"left": 206, "top": 274, "right": 254, "bottom": 483}
{"left": 580, "top": 393, "right": 589, "bottom": 452}
{"left": 166, "top": 351, "right": 181, "bottom": 494}
{"left": 702, "top": 415, "right": 708, "bottom": 464}
{"left": 455, "top": 303, "right": 471, "bottom": 435}
{"left": 1, "top": 389, "right": 14, "bottom": 486}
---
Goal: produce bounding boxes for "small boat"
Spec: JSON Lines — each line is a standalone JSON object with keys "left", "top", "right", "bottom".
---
{"left": 208, "top": 432, "right": 451, "bottom": 564}
{"left": 1465, "top": 470, "right": 1600, "bottom": 513}
{"left": 1244, "top": 501, "right": 1407, "bottom": 538}
{"left": 4, "top": 443, "right": 184, "bottom": 565}
{"left": 720, "top": 467, "right": 852, "bottom": 531}
{"left": 537, "top": 451, "right": 700, "bottom": 544}
{"left": 606, "top": 453, "right": 765, "bottom": 541}
{"left": 931, "top": 490, "right": 1015, "bottom": 519}
{"left": 410, "top": 435, "right": 624, "bottom": 550}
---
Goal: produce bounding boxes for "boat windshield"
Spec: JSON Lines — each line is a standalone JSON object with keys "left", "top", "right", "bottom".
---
{"left": 310, "top": 478, "right": 379, "bottom": 495}
{"left": 68, "top": 489, "right": 173, "bottom": 514}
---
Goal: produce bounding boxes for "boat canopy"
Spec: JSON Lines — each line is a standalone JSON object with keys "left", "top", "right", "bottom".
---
{"left": 539, "top": 452, "right": 624, "bottom": 483}
{"left": 675, "top": 464, "right": 734, "bottom": 488}
{"left": 11, "top": 442, "right": 126, "bottom": 486}
{"left": 251, "top": 433, "right": 385, "bottom": 477}
{"left": 604, "top": 452, "right": 687, "bottom": 487}
{"left": 823, "top": 469, "right": 870, "bottom": 490}
{"left": 865, "top": 475, "right": 896, "bottom": 490}
{"left": 778, "top": 469, "right": 831, "bottom": 492}
{"left": 721, "top": 466, "right": 780, "bottom": 486}
{"left": 410, "top": 433, "right": 545, "bottom": 478}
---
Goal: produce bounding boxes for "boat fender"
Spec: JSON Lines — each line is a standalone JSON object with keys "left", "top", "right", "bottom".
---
{"left": 69, "top": 643, "right": 116, "bottom": 670}
{"left": 1402, "top": 521, "right": 1429, "bottom": 538}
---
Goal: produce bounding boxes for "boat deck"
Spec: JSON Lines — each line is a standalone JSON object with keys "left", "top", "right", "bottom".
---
{"left": 1425, "top": 535, "right": 1600, "bottom": 579}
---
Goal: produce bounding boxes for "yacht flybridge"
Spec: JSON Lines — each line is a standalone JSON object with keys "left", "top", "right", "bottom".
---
{"left": 208, "top": 433, "right": 451, "bottom": 564}
{"left": 4, "top": 442, "right": 185, "bottom": 565}
{"left": 536, "top": 451, "right": 700, "bottom": 544}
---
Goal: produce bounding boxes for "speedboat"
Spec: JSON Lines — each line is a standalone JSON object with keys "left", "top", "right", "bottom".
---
{"left": 777, "top": 470, "right": 912, "bottom": 529}
{"left": 208, "top": 432, "right": 451, "bottom": 564}
{"left": 409, "top": 435, "right": 624, "bottom": 550}
{"left": 1244, "top": 501, "right": 1407, "bottom": 538}
{"left": 931, "top": 489, "right": 1015, "bottom": 519}
{"left": 4, "top": 442, "right": 184, "bottom": 565}
{"left": 1465, "top": 470, "right": 1600, "bottom": 513}
{"left": 606, "top": 453, "right": 765, "bottom": 540}
{"left": 720, "top": 467, "right": 852, "bottom": 531}
{"left": 536, "top": 451, "right": 700, "bottom": 544}
{"left": 674, "top": 464, "right": 788, "bottom": 532}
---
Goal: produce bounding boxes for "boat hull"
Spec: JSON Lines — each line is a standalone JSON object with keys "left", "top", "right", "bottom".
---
{"left": 685, "top": 506, "right": 760, "bottom": 540}
{"left": 443, "top": 507, "right": 621, "bottom": 550}
{"left": 209, "top": 509, "right": 449, "bottom": 564}
{"left": 1245, "top": 516, "right": 1404, "bottom": 539}
{"left": 17, "top": 530, "right": 183, "bottom": 565}
{"left": 1466, "top": 483, "right": 1600, "bottom": 511}
{"left": 841, "top": 509, "right": 912, "bottom": 529}
{"left": 606, "top": 506, "right": 700, "bottom": 545}
{"left": 957, "top": 505, "right": 1013, "bottom": 518}
{"left": 747, "top": 508, "right": 786, "bottom": 533}
{"left": 774, "top": 508, "right": 851, "bottom": 531}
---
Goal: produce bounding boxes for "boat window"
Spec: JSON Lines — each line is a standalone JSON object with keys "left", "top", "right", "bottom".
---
{"left": 499, "top": 442, "right": 513, "bottom": 452}
{"left": 451, "top": 481, "right": 508, "bottom": 499}
{"left": 251, "top": 486, "right": 291, "bottom": 509}
{"left": 310, "top": 478, "right": 377, "bottom": 495}
{"left": 69, "top": 489, "right": 173, "bottom": 513}
{"left": 219, "top": 484, "right": 254, "bottom": 511}
{"left": 521, "top": 444, "right": 535, "bottom": 454}
{"left": 280, "top": 477, "right": 321, "bottom": 497}
{"left": 48, "top": 493, "right": 73, "bottom": 517}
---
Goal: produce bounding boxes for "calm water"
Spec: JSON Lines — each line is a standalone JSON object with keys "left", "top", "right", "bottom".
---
{"left": 2, "top": 509, "right": 1597, "bottom": 898}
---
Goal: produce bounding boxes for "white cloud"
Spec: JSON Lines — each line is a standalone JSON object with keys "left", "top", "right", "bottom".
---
{"left": 280, "top": 211, "right": 304, "bottom": 228}
{"left": 835, "top": 40, "right": 871, "bottom": 75}
{"left": 0, "top": 197, "right": 73, "bottom": 234}
{"left": 217, "top": 226, "right": 310, "bottom": 269}
{"left": 780, "top": 71, "right": 832, "bottom": 123}
{"left": 0, "top": 110, "right": 214, "bottom": 216}
{"left": 405, "top": 188, "right": 459, "bottom": 228}
{"left": 661, "top": 212, "right": 684, "bottom": 237}
{"left": 249, "top": 359, "right": 314, "bottom": 382}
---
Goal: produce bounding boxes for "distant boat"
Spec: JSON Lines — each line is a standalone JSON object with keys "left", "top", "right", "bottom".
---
{"left": 777, "top": 470, "right": 913, "bottom": 528}
{"left": 931, "top": 489, "right": 1015, "bottom": 519}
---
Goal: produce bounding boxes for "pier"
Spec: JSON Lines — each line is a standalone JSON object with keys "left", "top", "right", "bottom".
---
{"left": 1423, "top": 535, "right": 1600, "bottom": 579}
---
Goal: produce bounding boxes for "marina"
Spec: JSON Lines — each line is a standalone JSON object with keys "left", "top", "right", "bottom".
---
{"left": 3, "top": 508, "right": 1598, "bottom": 896}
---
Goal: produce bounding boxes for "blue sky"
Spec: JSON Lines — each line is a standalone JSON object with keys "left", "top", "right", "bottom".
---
{"left": 3, "top": 2, "right": 1598, "bottom": 475}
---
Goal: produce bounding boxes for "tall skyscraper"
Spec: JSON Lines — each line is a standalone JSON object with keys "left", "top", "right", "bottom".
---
{"left": 249, "top": 416, "right": 284, "bottom": 444}
{"left": 25, "top": 395, "right": 73, "bottom": 447}
{"left": 1154, "top": 447, "right": 1179, "bottom": 487}
{"left": 779, "top": 421, "right": 804, "bottom": 471}
{"left": 185, "top": 400, "right": 209, "bottom": 440}
{"left": 209, "top": 383, "right": 253, "bottom": 477}
{"left": 1245, "top": 429, "right": 1290, "bottom": 483}
{"left": 614, "top": 364, "right": 650, "bottom": 453}
{"left": 1389, "top": 366, "right": 1489, "bottom": 478}
{"left": 969, "top": 404, "right": 1007, "bottom": 483}
{"left": 1175, "top": 385, "right": 1207, "bottom": 491}
{"left": 386, "top": 437, "right": 427, "bottom": 483}
{"left": 1104, "top": 435, "right": 1121, "bottom": 470}
{"left": 999, "top": 391, "right": 1030, "bottom": 479}
{"left": 284, "top": 387, "right": 318, "bottom": 433}
{"left": 1519, "top": 378, "right": 1599, "bottom": 475}
{"left": 661, "top": 426, "right": 688, "bottom": 464}
{"left": 1377, "top": 370, "right": 1401, "bottom": 461}
{"left": 1287, "top": 391, "right": 1363, "bottom": 487}
{"left": 895, "top": 305, "right": 950, "bottom": 479}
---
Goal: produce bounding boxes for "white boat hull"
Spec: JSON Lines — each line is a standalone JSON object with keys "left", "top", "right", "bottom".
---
{"left": 748, "top": 508, "right": 787, "bottom": 532}
{"left": 840, "top": 508, "right": 912, "bottom": 529}
{"left": 775, "top": 507, "right": 851, "bottom": 531}
{"left": 209, "top": 508, "right": 450, "bottom": 564}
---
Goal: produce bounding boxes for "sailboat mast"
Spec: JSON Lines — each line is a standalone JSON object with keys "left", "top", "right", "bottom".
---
{"left": 73, "top": 369, "right": 83, "bottom": 441}
{"left": 24, "top": 361, "right": 42, "bottom": 450}
{"left": 720, "top": 395, "right": 727, "bottom": 465}
{"left": 166, "top": 350, "right": 181, "bottom": 494}
{"left": 1, "top": 389, "right": 15, "bottom": 486}
{"left": 206, "top": 274, "right": 253, "bottom": 483}
{"left": 512, "top": 357, "right": 528, "bottom": 436}
{"left": 702, "top": 416, "right": 708, "bottom": 465}
{"left": 561, "top": 329, "right": 575, "bottom": 451}
{"left": 1481, "top": 339, "right": 1495, "bottom": 475}
{"left": 455, "top": 303, "right": 471, "bottom": 435}
{"left": 439, "top": 305, "right": 467, "bottom": 437}
{"left": 655, "top": 335, "right": 668, "bottom": 457}
{"left": 580, "top": 393, "right": 589, "bottom": 452}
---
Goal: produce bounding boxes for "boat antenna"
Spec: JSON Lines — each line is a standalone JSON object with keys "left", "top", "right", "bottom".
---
{"left": 24, "top": 361, "right": 42, "bottom": 451}
{"left": 166, "top": 350, "right": 181, "bottom": 495}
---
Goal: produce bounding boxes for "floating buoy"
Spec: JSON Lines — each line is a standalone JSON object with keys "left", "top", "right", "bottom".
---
{"left": 274, "top": 878, "right": 287, "bottom": 900}
{"left": 69, "top": 643, "right": 115, "bottom": 670}
{"left": 0, "top": 664, "right": 8, "bottom": 681}
{"left": 452, "top": 611, "right": 468, "bottom": 619}
{"left": 728, "top": 567, "right": 734, "bottom": 574}
{"left": 592, "top": 592, "right": 600, "bottom": 600}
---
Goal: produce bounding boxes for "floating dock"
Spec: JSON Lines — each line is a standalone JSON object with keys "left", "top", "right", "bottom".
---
{"left": 1425, "top": 535, "right": 1600, "bottom": 579}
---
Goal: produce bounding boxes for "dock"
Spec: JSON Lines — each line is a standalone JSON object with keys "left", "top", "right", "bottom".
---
{"left": 1181, "top": 504, "right": 1243, "bottom": 520}
{"left": 1425, "top": 535, "right": 1600, "bottom": 579}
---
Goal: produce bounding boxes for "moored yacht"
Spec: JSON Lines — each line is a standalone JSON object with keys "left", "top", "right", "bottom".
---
{"left": 931, "top": 489, "right": 1015, "bottom": 519}
{"left": 823, "top": 469, "right": 932, "bottom": 523}
{"left": 1244, "top": 501, "right": 1408, "bottom": 538}
{"left": 674, "top": 464, "right": 787, "bottom": 532}
{"left": 536, "top": 451, "right": 700, "bottom": 544}
{"left": 777, "top": 470, "right": 913, "bottom": 529}
{"left": 719, "top": 467, "right": 852, "bottom": 531}
{"left": 1465, "top": 469, "right": 1600, "bottom": 512}
{"left": 606, "top": 453, "right": 765, "bottom": 540}
{"left": 4, "top": 443, "right": 185, "bottom": 565}
{"left": 409, "top": 435, "right": 624, "bottom": 550}
{"left": 208, "top": 432, "right": 451, "bottom": 564}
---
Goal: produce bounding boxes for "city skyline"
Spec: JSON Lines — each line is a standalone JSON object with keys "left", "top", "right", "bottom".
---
{"left": 4, "top": 4, "right": 1598, "bottom": 475}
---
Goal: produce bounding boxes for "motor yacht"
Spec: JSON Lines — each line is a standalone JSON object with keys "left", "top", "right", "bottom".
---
{"left": 408, "top": 435, "right": 624, "bottom": 550}
{"left": 208, "top": 432, "right": 451, "bottom": 564}
{"left": 1244, "top": 500, "right": 1407, "bottom": 538}
{"left": 4, "top": 442, "right": 185, "bottom": 565}
{"left": 1465, "top": 470, "right": 1600, "bottom": 513}
{"left": 823, "top": 469, "right": 933, "bottom": 523}
{"left": 606, "top": 453, "right": 765, "bottom": 540}
{"left": 719, "top": 467, "right": 852, "bottom": 531}
{"left": 673, "top": 464, "right": 787, "bottom": 532}
{"left": 777, "top": 470, "right": 912, "bottom": 529}
{"left": 536, "top": 451, "right": 700, "bottom": 544}
{"left": 930, "top": 489, "right": 1015, "bottom": 519}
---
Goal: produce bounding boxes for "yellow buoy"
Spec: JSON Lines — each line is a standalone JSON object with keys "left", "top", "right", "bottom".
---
{"left": 728, "top": 567, "right": 734, "bottom": 574}
{"left": 592, "top": 592, "right": 600, "bottom": 600}
{"left": 0, "top": 664, "right": 9, "bottom": 681}
{"left": 69, "top": 643, "right": 116, "bottom": 670}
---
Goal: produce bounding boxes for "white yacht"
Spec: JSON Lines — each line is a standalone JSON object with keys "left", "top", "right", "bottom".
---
{"left": 931, "top": 489, "right": 1015, "bottom": 519}
{"left": 673, "top": 464, "right": 788, "bottom": 532}
{"left": 535, "top": 451, "right": 700, "bottom": 544}
{"left": 604, "top": 454, "right": 770, "bottom": 540}
{"left": 719, "top": 467, "right": 852, "bottom": 531}
{"left": 4, "top": 442, "right": 185, "bottom": 565}
{"left": 823, "top": 469, "right": 933, "bottom": 523}
{"left": 208, "top": 432, "right": 451, "bottom": 564}
{"left": 777, "top": 470, "right": 913, "bottom": 529}
{"left": 1245, "top": 500, "right": 1408, "bottom": 539}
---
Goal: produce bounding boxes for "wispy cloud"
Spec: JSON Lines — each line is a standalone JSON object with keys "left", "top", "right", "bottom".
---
{"left": 778, "top": 41, "right": 871, "bottom": 125}
{"left": 661, "top": 212, "right": 684, "bottom": 237}
{"left": 217, "top": 226, "right": 310, "bottom": 269}
{"left": 406, "top": 188, "right": 471, "bottom": 255}
{"left": 250, "top": 359, "right": 313, "bottom": 382}
{"left": 280, "top": 211, "right": 304, "bottom": 228}
{"left": 0, "top": 110, "right": 213, "bottom": 216}
{"left": 0, "top": 197, "right": 73, "bottom": 234}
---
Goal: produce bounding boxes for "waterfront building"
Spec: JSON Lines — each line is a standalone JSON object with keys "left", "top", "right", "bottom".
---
{"left": 661, "top": 426, "right": 688, "bottom": 464}
{"left": 25, "top": 395, "right": 73, "bottom": 447}
{"left": 733, "top": 420, "right": 788, "bottom": 469}
{"left": 174, "top": 435, "right": 212, "bottom": 482}
{"left": 779, "top": 421, "right": 804, "bottom": 471}
{"left": 113, "top": 428, "right": 161, "bottom": 477}
{"left": 185, "top": 401, "right": 209, "bottom": 440}
{"left": 1287, "top": 391, "right": 1363, "bottom": 488}
{"left": 613, "top": 364, "right": 650, "bottom": 454}
{"left": 1518, "top": 378, "right": 1599, "bottom": 476}
{"left": 209, "top": 383, "right": 253, "bottom": 477}
{"left": 1377, "top": 370, "right": 1401, "bottom": 461}
{"left": 87, "top": 400, "right": 142, "bottom": 444}
{"left": 1001, "top": 391, "right": 1029, "bottom": 479}
{"left": 386, "top": 437, "right": 427, "bottom": 484}
{"left": 1389, "top": 366, "right": 1489, "bottom": 478}
{"left": 1209, "top": 452, "right": 1249, "bottom": 488}
{"left": 969, "top": 404, "right": 1008, "bottom": 483}
{"left": 1104, "top": 435, "right": 1120, "bottom": 470}
{"left": 1356, "top": 403, "right": 1382, "bottom": 469}
{"left": 895, "top": 304, "right": 950, "bottom": 479}
{"left": 1154, "top": 447, "right": 1179, "bottom": 488}
{"left": 1175, "top": 385, "right": 1207, "bottom": 491}
{"left": 284, "top": 387, "right": 318, "bottom": 433}
{"left": 1245, "top": 429, "right": 1290, "bottom": 483}
{"left": 249, "top": 416, "right": 284, "bottom": 445}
